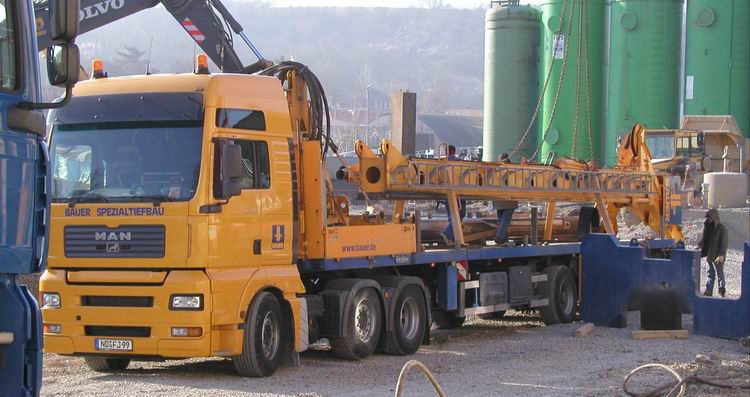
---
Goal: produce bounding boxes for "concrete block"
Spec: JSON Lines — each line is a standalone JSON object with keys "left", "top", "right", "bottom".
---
{"left": 704, "top": 172, "right": 748, "bottom": 209}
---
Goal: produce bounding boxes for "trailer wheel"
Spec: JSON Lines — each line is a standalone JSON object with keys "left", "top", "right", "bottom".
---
{"left": 84, "top": 357, "right": 130, "bottom": 372}
{"left": 478, "top": 310, "right": 506, "bottom": 321}
{"left": 330, "top": 287, "right": 382, "bottom": 360}
{"left": 232, "top": 291, "right": 284, "bottom": 377}
{"left": 391, "top": 285, "right": 427, "bottom": 355}
{"left": 540, "top": 266, "right": 577, "bottom": 325}
{"left": 432, "top": 311, "right": 465, "bottom": 329}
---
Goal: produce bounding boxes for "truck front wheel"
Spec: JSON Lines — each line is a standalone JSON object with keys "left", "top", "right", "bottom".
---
{"left": 330, "top": 287, "right": 382, "bottom": 360}
{"left": 233, "top": 291, "right": 284, "bottom": 377}
{"left": 84, "top": 357, "right": 130, "bottom": 372}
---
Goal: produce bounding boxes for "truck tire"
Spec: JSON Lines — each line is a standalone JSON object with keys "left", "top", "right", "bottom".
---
{"left": 478, "top": 310, "right": 506, "bottom": 320}
{"left": 432, "top": 311, "right": 465, "bottom": 329}
{"left": 391, "top": 285, "right": 427, "bottom": 355}
{"left": 330, "top": 288, "right": 382, "bottom": 360}
{"left": 539, "top": 266, "right": 577, "bottom": 325}
{"left": 233, "top": 291, "right": 284, "bottom": 377}
{"left": 84, "top": 357, "right": 130, "bottom": 372}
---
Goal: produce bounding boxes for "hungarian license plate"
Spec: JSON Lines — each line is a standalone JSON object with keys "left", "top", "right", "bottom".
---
{"left": 95, "top": 339, "right": 133, "bottom": 351}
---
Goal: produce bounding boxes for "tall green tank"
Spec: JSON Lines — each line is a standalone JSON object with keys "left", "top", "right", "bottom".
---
{"left": 685, "top": 0, "right": 750, "bottom": 138}
{"left": 482, "top": 1, "right": 541, "bottom": 162}
{"left": 538, "top": 0, "right": 605, "bottom": 163}
{"left": 604, "top": 0, "right": 684, "bottom": 166}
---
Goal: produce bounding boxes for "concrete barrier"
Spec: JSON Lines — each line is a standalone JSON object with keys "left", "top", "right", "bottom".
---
{"left": 704, "top": 172, "right": 748, "bottom": 209}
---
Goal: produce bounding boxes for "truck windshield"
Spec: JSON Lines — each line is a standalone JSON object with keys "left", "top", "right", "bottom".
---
{"left": 645, "top": 135, "right": 675, "bottom": 160}
{"left": 50, "top": 121, "right": 203, "bottom": 203}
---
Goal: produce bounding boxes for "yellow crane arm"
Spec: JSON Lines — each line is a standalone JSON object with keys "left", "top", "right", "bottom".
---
{"left": 345, "top": 124, "right": 683, "bottom": 244}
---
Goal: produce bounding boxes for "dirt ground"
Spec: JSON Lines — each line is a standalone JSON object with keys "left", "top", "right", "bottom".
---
{"left": 41, "top": 312, "right": 749, "bottom": 397}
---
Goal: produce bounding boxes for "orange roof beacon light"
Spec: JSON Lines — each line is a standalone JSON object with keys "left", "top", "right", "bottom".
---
{"left": 195, "top": 54, "right": 210, "bottom": 75}
{"left": 92, "top": 59, "right": 106, "bottom": 79}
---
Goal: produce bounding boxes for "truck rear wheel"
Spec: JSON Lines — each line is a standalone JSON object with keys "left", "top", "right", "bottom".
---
{"left": 233, "top": 291, "right": 284, "bottom": 377}
{"left": 432, "top": 311, "right": 465, "bottom": 329}
{"left": 390, "top": 285, "right": 427, "bottom": 355}
{"left": 540, "top": 265, "right": 577, "bottom": 325}
{"left": 330, "top": 287, "right": 382, "bottom": 360}
{"left": 84, "top": 356, "right": 130, "bottom": 372}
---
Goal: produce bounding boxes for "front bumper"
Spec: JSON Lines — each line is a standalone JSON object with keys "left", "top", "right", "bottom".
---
{"left": 40, "top": 269, "right": 240, "bottom": 358}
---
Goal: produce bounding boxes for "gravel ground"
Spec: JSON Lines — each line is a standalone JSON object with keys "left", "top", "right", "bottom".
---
{"left": 41, "top": 312, "right": 749, "bottom": 397}
{"left": 36, "top": 207, "right": 750, "bottom": 396}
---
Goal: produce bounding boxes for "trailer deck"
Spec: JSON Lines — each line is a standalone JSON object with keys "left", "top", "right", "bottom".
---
{"left": 300, "top": 242, "right": 581, "bottom": 272}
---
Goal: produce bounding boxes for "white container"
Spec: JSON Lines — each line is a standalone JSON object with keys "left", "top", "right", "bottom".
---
{"left": 704, "top": 172, "right": 749, "bottom": 209}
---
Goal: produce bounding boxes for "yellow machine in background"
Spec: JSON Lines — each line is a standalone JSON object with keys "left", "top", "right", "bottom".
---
{"left": 646, "top": 115, "right": 749, "bottom": 204}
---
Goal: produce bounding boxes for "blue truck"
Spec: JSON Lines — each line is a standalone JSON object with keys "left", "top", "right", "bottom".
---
{"left": 0, "top": 0, "right": 78, "bottom": 395}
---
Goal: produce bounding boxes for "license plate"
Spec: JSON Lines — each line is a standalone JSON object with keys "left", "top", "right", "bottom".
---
{"left": 95, "top": 339, "right": 133, "bottom": 351}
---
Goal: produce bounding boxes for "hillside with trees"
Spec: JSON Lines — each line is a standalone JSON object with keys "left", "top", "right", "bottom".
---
{"left": 62, "top": 2, "right": 486, "bottom": 113}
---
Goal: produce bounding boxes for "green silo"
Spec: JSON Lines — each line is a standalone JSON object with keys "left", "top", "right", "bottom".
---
{"left": 604, "top": 0, "right": 684, "bottom": 166}
{"left": 685, "top": 0, "right": 750, "bottom": 138}
{"left": 482, "top": 1, "right": 541, "bottom": 162}
{"left": 538, "top": 0, "right": 605, "bottom": 163}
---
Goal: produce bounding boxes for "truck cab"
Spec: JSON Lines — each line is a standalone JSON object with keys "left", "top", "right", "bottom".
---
{"left": 41, "top": 71, "right": 309, "bottom": 375}
{"left": 1, "top": 0, "right": 79, "bottom": 394}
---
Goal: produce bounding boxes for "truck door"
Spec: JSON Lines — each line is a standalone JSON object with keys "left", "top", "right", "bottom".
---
{"left": 259, "top": 138, "right": 293, "bottom": 265}
{"left": 208, "top": 138, "right": 267, "bottom": 267}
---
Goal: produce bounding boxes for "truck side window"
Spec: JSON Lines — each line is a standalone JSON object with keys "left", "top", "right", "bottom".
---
{"left": 0, "top": 0, "right": 18, "bottom": 90}
{"left": 216, "top": 109, "right": 266, "bottom": 131}
{"left": 237, "top": 140, "right": 270, "bottom": 189}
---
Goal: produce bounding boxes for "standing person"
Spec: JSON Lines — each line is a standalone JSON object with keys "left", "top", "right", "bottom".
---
{"left": 441, "top": 145, "right": 466, "bottom": 245}
{"left": 493, "top": 200, "right": 518, "bottom": 244}
{"left": 698, "top": 209, "right": 729, "bottom": 297}
{"left": 494, "top": 153, "right": 516, "bottom": 245}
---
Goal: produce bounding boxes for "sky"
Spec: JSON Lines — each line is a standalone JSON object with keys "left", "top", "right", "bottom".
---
{"left": 265, "top": 0, "right": 542, "bottom": 8}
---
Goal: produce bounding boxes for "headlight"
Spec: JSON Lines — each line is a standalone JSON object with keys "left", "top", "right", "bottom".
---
{"left": 170, "top": 294, "right": 203, "bottom": 310}
{"left": 42, "top": 293, "right": 61, "bottom": 309}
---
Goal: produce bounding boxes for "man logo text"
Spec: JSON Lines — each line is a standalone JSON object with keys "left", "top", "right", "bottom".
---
{"left": 95, "top": 232, "right": 132, "bottom": 241}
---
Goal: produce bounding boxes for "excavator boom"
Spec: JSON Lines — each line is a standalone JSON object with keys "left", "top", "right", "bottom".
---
{"left": 34, "top": 0, "right": 266, "bottom": 73}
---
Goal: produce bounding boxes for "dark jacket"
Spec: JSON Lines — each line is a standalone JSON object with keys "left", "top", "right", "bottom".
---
{"left": 699, "top": 209, "right": 728, "bottom": 263}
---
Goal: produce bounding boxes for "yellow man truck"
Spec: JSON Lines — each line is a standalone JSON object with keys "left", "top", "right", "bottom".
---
{"left": 40, "top": 60, "right": 682, "bottom": 377}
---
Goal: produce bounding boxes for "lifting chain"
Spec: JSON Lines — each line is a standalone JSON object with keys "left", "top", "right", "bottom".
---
{"left": 509, "top": 0, "right": 569, "bottom": 160}
{"left": 570, "top": 0, "right": 584, "bottom": 159}
{"left": 529, "top": 0, "right": 578, "bottom": 162}
{"left": 583, "top": 0, "right": 595, "bottom": 161}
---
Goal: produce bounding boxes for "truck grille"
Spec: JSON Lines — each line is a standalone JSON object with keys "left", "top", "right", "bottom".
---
{"left": 64, "top": 225, "right": 165, "bottom": 258}
{"left": 85, "top": 326, "right": 151, "bottom": 338}
{"left": 81, "top": 296, "right": 153, "bottom": 308}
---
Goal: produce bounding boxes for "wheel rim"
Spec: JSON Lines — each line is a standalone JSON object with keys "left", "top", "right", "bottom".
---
{"left": 399, "top": 296, "right": 420, "bottom": 340}
{"left": 261, "top": 311, "right": 280, "bottom": 359}
{"left": 355, "top": 296, "right": 377, "bottom": 343}
{"left": 558, "top": 278, "right": 575, "bottom": 316}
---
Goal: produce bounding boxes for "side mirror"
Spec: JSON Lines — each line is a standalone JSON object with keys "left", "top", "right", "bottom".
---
{"left": 47, "top": 43, "right": 80, "bottom": 87}
{"left": 49, "top": 0, "right": 79, "bottom": 42}
{"left": 219, "top": 143, "right": 243, "bottom": 199}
